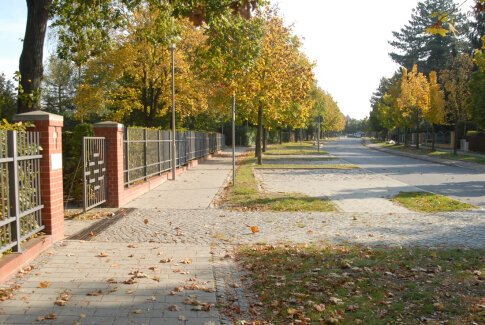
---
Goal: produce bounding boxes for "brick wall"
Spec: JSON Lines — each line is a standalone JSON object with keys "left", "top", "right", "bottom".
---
{"left": 1, "top": 111, "right": 64, "bottom": 283}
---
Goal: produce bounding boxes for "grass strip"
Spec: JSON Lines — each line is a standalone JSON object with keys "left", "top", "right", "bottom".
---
{"left": 255, "top": 164, "right": 358, "bottom": 170}
{"left": 237, "top": 244, "right": 485, "bottom": 324}
{"left": 223, "top": 156, "right": 336, "bottom": 212}
{"left": 392, "top": 191, "right": 475, "bottom": 212}
{"left": 376, "top": 142, "right": 485, "bottom": 165}
{"left": 265, "top": 142, "right": 328, "bottom": 155}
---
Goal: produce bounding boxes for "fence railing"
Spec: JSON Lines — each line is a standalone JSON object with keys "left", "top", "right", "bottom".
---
{"left": 124, "top": 128, "right": 224, "bottom": 187}
{"left": 0, "top": 130, "right": 44, "bottom": 254}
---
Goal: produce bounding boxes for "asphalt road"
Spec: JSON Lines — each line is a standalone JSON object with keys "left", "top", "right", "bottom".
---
{"left": 325, "top": 137, "right": 485, "bottom": 209}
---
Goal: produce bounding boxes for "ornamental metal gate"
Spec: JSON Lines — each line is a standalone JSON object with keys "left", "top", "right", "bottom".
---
{"left": 83, "top": 137, "right": 107, "bottom": 212}
{"left": 0, "top": 131, "right": 44, "bottom": 254}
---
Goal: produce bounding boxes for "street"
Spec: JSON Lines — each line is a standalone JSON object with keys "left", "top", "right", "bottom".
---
{"left": 325, "top": 137, "right": 485, "bottom": 209}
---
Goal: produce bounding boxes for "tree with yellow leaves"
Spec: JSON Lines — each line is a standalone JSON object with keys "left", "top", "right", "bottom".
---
{"left": 426, "top": 71, "right": 445, "bottom": 150}
{"left": 440, "top": 53, "right": 474, "bottom": 154}
{"left": 236, "top": 9, "right": 314, "bottom": 164}
{"left": 397, "top": 65, "right": 430, "bottom": 149}
{"left": 75, "top": 4, "right": 209, "bottom": 126}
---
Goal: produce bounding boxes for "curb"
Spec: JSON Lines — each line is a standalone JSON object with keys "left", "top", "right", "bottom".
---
{"left": 364, "top": 142, "right": 485, "bottom": 173}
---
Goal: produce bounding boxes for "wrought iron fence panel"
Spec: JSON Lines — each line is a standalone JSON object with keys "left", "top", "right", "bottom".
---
{"left": 83, "top": 137, "right": 107, "bottom": 212}
{"left": 124, "top": 128, "right": 224, "bottom": 187}
{"left": 0, "top": 130, "right": 43, "bottom": 254}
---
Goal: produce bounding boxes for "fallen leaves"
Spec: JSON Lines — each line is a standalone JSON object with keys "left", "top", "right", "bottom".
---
{"left": 0, "top": 284, "right": 20, "bottom": 301}
{"left": 36, "top": 313, "right": 57, "bottom": 321}
{"left": 183, "top": 297, "right": 214, "bottom": 311}
{"left": 129, "top": 270, "right": 147, "bottom": 278}
{"left": 38, "top": 281, "right": 51, "bottom": 289}
{"left": 54, "top": 290, "right": 71, "bottom": 306}
{"left": 236, "top": 244, "right": 485, "bottom": 324}
{"left": 87, "top": 290, "right": 103, "bottom": 296}
{"left": 168, "top": 304, "right": 180, "bottom": 311}
{"left": 97, "top": 252, "right": 109, "bottom": 257}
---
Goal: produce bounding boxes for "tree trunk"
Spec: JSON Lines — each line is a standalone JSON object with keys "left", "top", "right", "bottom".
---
{"left": 404, "top": 128, "right": 408, "bottom": 146}
{"left": 255, "top": 101, "right": 263, "bottom": 165}
{"left": 262, "top": 127, "right": 267, "bottom": 153}
{"left": 415, "top": 121, "right": 420, "bottom": 150}
{"left": 431, "top": 124, "right": 436, "bottom": 151}
{"left": 278, "top": 129, "right": 282, "bottom": 144}
{"left": 453, "top": 122, "right": 459, "bottom": 155}
{"left": 18, "top": 0, "right": 52, "bottom": 113}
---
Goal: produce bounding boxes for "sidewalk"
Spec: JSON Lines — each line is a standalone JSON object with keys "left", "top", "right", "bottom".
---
{"left": 124, "top": 150, "right": 244, "bottom": 210}
{"left": 0, "top": 148, "right": 247, "bottom": 325}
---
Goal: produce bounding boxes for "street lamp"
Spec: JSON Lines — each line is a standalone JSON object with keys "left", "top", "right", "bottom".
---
{"left": 232, "top": 93, "right": 236, "bottom": 186}
{"left": 171, "top": 43, "right": 176, "bottom": 181}
{"left": 317, "top": 115, "right": 321, "bottom": 152}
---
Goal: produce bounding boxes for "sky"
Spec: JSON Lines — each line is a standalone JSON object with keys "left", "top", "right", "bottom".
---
{"left": 0, "top": 0, "right": 466, "bottom": 119}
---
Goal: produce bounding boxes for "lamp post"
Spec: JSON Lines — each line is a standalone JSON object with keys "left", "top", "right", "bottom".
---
{"left": 232, "top": 93, "right": 236, "bottom": 186}
{"left": 171, "top": 43, "right": 176, "bottom": 181}
{"left": 317, "top": 115, "right": 321, "bottom": 153}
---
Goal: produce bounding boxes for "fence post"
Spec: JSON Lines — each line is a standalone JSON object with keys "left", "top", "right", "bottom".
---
{"left": 94, "top": 122, "right": 124, "bottom": 207}
{"left": 14, "top": 111, "right": 64, "bottom": 241}
{"left": 7, "top": 131, "right": 21, "bottom": 252}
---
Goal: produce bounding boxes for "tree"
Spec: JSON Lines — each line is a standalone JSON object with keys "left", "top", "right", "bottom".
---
{"left": 75, "top": 5, "right": 208, "bottom": 126}
{"left": 18, "top": 0, "right": 52, "bottom": 113}
{"left": 369, "top": 72, "right": 403, "bottom": 139}
{"left": 469, "top": 38, "right": 485, "bottom": 129}
{"left": 0, "top": 74, "right": 17, "bottom": 120}
{"left": 200, "top": 11, "right": 265, "bottom": 130}
{"left": 467, "top": 0, "right": 485, "bottom": 50}
{"left": 42, "top": 54, "right": 77, "bottom": 115}
{"left": 440, "top": 53, "right": 474, "bottom": 154}
{"left": 426, "top": 71, "right": 446, "bottom": 150}
{"left": 17, "top": 0, "right": 267, "bottom": 113}
{"left": 389, "top": 0, "right": 468, "bottom": 75}
{"left": 397, "top": 65, "right": 430, "bottom": 149}
{"left": 236, "top": 11, "right": 314, "bottom": 164}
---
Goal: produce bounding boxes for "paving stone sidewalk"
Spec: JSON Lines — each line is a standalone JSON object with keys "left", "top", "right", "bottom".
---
{"left": 0, "top": 241, "right": 218, "bottom": 325}
{"left": 95, "top": 208, "right": 485, "bottom": 249}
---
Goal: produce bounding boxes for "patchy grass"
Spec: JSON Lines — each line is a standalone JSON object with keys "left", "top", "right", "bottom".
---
{"left": 263, "top": 156, "right": 338, "bottom": 164}
{"left": 255, "top": 164, "right": 358, "bottom": 170}
{"left": 375, "top": 142, "right": 485, "bottom": 165}
{"left": 237, "top": 244, "right": 485, "bottom": 324}
{"left": 222, "top": 156, "right": 336, "bottom": 212}
{"left": 392, "top": 191, "right": 476, "bottom": 213}
{"left": 265, "top": 142, "right": 328, "bottom": 155}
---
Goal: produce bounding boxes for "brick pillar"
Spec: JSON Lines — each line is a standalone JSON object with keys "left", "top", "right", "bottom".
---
{"left": 94, "top": 122, "right": 124, "bottom": 207}
{"left": 14, "top": 111, "right": 64, "bottom": 241}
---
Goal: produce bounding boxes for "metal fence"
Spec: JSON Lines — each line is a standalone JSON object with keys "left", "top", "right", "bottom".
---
{"left": 124, "top": 128, "right": 224, "bottom": 187}
{"left": 83, "top": 137, "right": 107, "bottom": 212}
{"left": 0, "top": 130, "right": 44, "bottom": 254}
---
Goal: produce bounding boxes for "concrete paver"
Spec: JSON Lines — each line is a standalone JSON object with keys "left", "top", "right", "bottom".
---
{"left": 256, "top": 168, "right": 415, "bottom": 213}
{"left": 0, "top": 241, "right": 218, "bottom": 325}
{"left": 125, "top": 149, "right": 247, "bottom": 210}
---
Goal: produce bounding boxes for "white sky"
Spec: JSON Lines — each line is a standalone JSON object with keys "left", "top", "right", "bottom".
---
{"left": 0, "top": 0, "right": 465, "bottom": 119}
{"left": 273, "top": 0, "right": 419, "bottom": 119}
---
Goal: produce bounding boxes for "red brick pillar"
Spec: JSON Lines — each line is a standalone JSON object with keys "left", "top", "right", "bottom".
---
{"left": 14, "top": 111, "right": 64, "bottom": 241}
{"left": 94, "top": 122, "right": 124, "bottom": 207}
